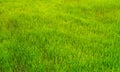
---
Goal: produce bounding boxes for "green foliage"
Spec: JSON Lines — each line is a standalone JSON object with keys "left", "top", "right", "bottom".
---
{"left": 0, "top": 0, "right": 120, "bottom": 72}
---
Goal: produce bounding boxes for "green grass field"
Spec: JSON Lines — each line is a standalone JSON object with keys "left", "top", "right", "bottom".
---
{"left": 0, "top": 0, "right": 120, "bottom": 72}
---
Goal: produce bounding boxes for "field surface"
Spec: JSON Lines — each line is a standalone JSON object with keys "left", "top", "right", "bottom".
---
{"left": 0, "top": 0, "right": 120, "bottom": 72}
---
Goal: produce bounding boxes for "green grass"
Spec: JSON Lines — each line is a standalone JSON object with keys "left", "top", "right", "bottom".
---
{"left": 0, "top": 0, "right": 120, "bottom": 72}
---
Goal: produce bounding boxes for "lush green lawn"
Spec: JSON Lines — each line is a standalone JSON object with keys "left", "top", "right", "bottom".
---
{"left": 0, "top": 0, "right": 120, "bottom": 72}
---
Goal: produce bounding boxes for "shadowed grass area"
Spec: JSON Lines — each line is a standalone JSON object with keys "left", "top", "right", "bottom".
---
{"left": 0, "top": 0, "right": 120, "bottom": 72}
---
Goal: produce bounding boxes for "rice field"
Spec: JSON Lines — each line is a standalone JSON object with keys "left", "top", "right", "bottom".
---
{"left": 0, "top": 0, "right": 120, "bottom": 72}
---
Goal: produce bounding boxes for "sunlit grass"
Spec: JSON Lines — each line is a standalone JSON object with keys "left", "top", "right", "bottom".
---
{"left": 0, "top": 0, "right": 120, "bottom": 72}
